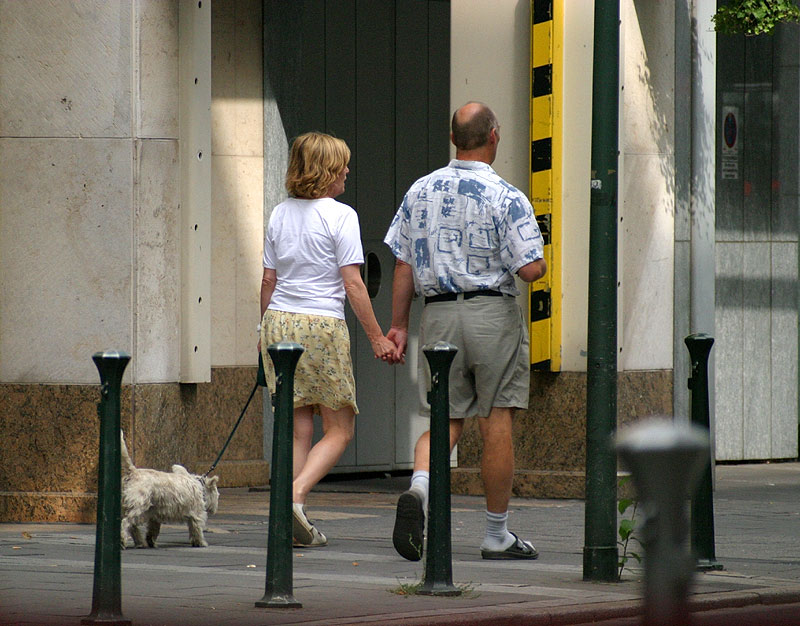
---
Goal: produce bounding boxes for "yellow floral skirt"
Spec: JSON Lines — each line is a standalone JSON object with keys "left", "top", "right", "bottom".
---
{"left": 260, "top": 309, "right": 358, "bottom": 413}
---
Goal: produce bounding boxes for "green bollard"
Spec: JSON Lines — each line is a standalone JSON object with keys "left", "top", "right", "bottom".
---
{"left": 417, "top": 341, "right": 460, "bottom": 597}
{"left": 684, "top": 333, "right": 723, "bottom": 571}
{"left": 256, "top": 342, "right": 304, "bottom": 609}
{"left": 83, "top": 351, "right": 131, "bottom": 626}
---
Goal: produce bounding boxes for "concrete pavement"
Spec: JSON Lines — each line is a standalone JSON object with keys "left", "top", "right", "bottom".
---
{"left": 2, "top": 462, "right": 800, "bottom": 625}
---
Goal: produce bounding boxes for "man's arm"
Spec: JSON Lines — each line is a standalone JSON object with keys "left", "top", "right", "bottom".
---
{"left": 517, "top": 258, "right": 547, "bottom": 283}
{"left": 388, "top": 259, "right": 415, "bottom": 363}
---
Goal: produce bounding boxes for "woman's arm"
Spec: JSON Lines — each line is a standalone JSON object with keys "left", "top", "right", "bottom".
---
{"left": 258, "top": 268, "right": 277, "bottom": 352}
{"left": 260, "top": 268, "right": 277, "bottom": 317}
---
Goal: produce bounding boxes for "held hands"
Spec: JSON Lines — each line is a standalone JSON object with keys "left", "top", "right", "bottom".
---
{"left": 370, "top": 327, "right": 408, "bottom": 365}
{"left": 370, "top": 334, "right": 398, "bottom": 363}
{"left": 386, "top": 327, "right": 408, "bottom": 365}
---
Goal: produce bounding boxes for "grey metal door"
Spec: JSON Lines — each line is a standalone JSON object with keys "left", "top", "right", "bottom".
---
{"left": 264, "top": 0, "right": 450, "bottom": 470}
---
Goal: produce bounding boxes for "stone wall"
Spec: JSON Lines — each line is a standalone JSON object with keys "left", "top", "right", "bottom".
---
{"left": 452, "top": 370, "right": 674, "bottom": 498}
{"left": 0, "top": 368, "right": 267, "bottom": 522}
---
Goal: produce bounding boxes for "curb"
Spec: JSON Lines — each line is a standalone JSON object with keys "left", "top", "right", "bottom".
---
{"left": 326, "top": 586, "right": 800, "bottom": 626}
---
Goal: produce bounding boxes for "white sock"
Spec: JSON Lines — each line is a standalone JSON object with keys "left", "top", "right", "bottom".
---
{"left": 480, "top": 510, "right": 515, "bottom": 551}
{"left": 409, "top": 470, "right": 429, "bottom": 514}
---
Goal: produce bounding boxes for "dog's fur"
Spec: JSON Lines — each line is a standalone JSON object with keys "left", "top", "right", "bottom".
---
{"left": 120, "top": 431, "right": 219, "bottom": 549}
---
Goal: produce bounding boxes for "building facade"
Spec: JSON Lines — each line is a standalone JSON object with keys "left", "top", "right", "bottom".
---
{"left": 1, "top": 0, "right": 795, "bottom": 521}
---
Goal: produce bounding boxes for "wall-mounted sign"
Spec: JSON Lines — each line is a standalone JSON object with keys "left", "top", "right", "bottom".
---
{"left": 721, "top": 105, "right": 739, "bottom": 180}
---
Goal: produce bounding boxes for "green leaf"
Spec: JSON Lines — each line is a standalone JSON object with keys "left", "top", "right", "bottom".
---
{"left": 618, "top": 498, "right": 634, "bottom": 514}
{"left": 619, "top": 518, "right": 635, "bottom": 540}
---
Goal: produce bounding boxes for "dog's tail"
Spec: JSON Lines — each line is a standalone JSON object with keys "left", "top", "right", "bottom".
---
{"left": 120, "top": 430, "right": 136, "bottom": 475}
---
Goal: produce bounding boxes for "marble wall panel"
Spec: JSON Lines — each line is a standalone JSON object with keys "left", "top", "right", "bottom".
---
{"left": 211, "top": 155, "right": 239, "bottom": 366}
{"left": 130, "top": 368, "right": 264, "bottom": 472}
{"left": 771, "top": 242, "right": 798, "bottom": 458}
{"left": 454, "top": 370, "right": 673, "bottom": 498}
{"left": 0, "top": 384, "right": 130, "bottom": 494}
{"left": 673, "top": 241, "right": 691, "bottom": 420}
{"left": 232, "top": 0, "right": 264, "bottom": 158}
{"left": 621, "top": 0, "right": 675, "bottom": 156}
{"left": 0, "top": 368, "right": 266, "bottom": 521}
{"left": 138, "top": 0, "right": 179, "bottom": 139}
{"left": 210, "top": 0, "right": 263, "bottom": 368}
{"left": 135, "top": 139, "right": 180, "bottom": 382}
{"left": 0, "top": 138, "right": 133, "bottom": 383}
{"left": 742, "top": 243, "right": 772, "bottom": 458}
{"left": 0, "top": 0, "right": 132, "bottom": 137}
{"left": 235, "top": 156, "right": 265, "bottom": 364}
{"left": 210, "top": 2, "right": 237, "bottom": 157}
{"left": 715, "top": 243, "right": 744, "bottom": 460}
{"left": 621, "top": 154, "right": 675, "bottom": 371}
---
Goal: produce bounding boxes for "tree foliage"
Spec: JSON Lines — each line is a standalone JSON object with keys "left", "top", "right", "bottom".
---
{"left": 713, "top": 0, "right": 800, "bottom": 36}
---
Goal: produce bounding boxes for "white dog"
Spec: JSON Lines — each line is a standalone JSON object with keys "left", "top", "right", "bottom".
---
{"left": 120, "top": 431, "right": 219, "bottom": 548}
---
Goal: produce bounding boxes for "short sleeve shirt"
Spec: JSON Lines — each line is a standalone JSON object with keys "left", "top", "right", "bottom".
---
{"left": 264, "top": 197, "right": 363, "bottom": 319}
{"left": 383, "top": 159, "right": 544, "bottom": 297}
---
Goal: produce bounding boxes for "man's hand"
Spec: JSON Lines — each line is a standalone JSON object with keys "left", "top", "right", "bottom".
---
{"left": 387, "top": 327, "right": 408, "bottom": 365}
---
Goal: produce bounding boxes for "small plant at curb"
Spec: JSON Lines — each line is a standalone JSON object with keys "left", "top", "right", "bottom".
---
{"left": 617, "top": 476, "right": 642, "bottom": 581}
{"left": 389, "top": 578, "right": 479, "bottom": 598}
{"left": 390, "top": 579, "right": 424, "bottom": 596}
{"left": 712, "top": 0, "right": 800, "bottom": 36}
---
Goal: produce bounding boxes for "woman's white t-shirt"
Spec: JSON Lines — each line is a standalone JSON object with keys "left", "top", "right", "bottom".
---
{"left": 263, "top": 197, "right": 363, "bottom": 319}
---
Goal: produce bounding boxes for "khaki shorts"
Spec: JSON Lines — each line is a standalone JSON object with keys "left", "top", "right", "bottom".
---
{"left": 418, "top": 295, "right": 529, "bottom": 418}
{"left": 260, "top": 309, "right": 358, "bottom": 413}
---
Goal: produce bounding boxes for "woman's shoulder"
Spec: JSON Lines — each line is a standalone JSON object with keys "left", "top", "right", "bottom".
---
{"left": 315, "top": 197, "right": 357, "bottom": 217}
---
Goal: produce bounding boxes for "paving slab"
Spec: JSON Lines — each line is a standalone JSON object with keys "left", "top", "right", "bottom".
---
{"left": 2, "top": 463, "right": 800, "bottom": 625}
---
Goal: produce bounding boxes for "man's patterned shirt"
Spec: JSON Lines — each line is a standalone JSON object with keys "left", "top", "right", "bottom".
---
{"left": 384, "top": 159, "right": 544, "bottom": 297}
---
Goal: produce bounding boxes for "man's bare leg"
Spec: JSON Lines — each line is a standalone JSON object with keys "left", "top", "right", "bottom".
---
{"left": 392, "top": 419, "right": 463, "bottom": 561}
{"left": 477, "top": 407, "right": 537, "bottom": 559}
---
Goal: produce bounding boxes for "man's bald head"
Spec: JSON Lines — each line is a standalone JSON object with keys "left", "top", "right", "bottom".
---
{"left": 451, "top": 102, "right": 499, "bottom": 151}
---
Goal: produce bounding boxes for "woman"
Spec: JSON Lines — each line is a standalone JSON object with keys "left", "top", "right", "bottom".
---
{"left": 259, "top": 131, "right": 395, "bottom": 547}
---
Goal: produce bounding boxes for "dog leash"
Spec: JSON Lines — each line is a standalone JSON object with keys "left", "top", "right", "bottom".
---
{"left": 204, "top": 353, "right": 268, "bottom": 477}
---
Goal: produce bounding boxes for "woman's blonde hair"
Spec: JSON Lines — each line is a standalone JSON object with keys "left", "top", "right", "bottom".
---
{"left": 285, "top": 132, "right": 351, "bottom": 199}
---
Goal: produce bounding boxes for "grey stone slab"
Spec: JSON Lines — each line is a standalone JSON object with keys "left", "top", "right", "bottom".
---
{"left": 714, "top": 243, "right": 744, "bottom": 460}
{"left": 742, "top": 243, "right": 772, "bottom": 459}
{"left": 771, "top": 242, "right": 798, "bottom": 458}
{"left": 0, "top": 137, "right": 133, "bottom": 383}
{"left": 135, "top": 138, "right": 181, "bottom": 382}
{"left": 0, "top": 0, "right": 132, "bottom": 137}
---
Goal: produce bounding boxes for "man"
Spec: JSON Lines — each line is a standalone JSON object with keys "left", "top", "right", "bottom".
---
{"left": 384, "top": 101, "right": 546, "bottom": 561}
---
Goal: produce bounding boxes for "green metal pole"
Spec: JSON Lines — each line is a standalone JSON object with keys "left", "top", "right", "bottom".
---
{"left": 418, "top": 342, "right": 460, "bottom": 597}
{"left": 583, "top": 0, "right": 620, "bottom": 582}
{"left": 83, "top": 351, "right": 131, "bottom": 626}
{"left": 256, "top": 342, "right": 304, "bottom": 609}
{"left": 684, "top": 333, "right": 722, "bottom": 571}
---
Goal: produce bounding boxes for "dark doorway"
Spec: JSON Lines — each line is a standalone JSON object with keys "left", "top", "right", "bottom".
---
{"left": 263, "top": 0, "right": 450, "bottom": 469}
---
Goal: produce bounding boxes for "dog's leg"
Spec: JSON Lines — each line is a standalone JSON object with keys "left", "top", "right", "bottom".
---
{"left": 187, "top": 516, "right": 208, "bottom": 547}
{"left": 120, "top": 518, "right": 130, "bottom": 550}
{"left": 130, "top": 523, "right": 146, "bottom": 548}
{"left": 146, "top": 519, "right": 162, "bottom": 548}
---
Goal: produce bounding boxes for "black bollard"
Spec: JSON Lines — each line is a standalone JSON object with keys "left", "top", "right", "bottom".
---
{"left": 616, "top": 419, "right": 710, "bottom": 626}
{"left": 256, "top": 342, "right": 304, "bottom": 609}
{"left": 684, "top": 333, "right": 722, "bottom": 571}
{"left": 418, "top": 341, "right": 460, "bottom": 597}
{"left": 83, "top": 351, "right": 132, "bottom": 626}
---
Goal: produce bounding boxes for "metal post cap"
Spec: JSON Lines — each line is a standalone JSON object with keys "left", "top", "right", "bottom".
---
{"left": 616, "top": 418, "right": 710, "bottom": 501}
{"left": 92, "top": 350, "right": 132, "bottom": 360}
{"left": 266, "top": 341, "right": 304, "bottom": 353}
{"left": 422, "top": 341, "right": 458, "bottom": 353}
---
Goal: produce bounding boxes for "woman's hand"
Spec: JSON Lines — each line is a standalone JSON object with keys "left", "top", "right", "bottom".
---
{"left": 370, "top": 334, "right": 398, "bottom": 362}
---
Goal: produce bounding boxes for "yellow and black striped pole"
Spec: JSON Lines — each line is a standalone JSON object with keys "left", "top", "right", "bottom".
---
{"left": 530, "top": 0, "right": 562, "bottom": 371}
